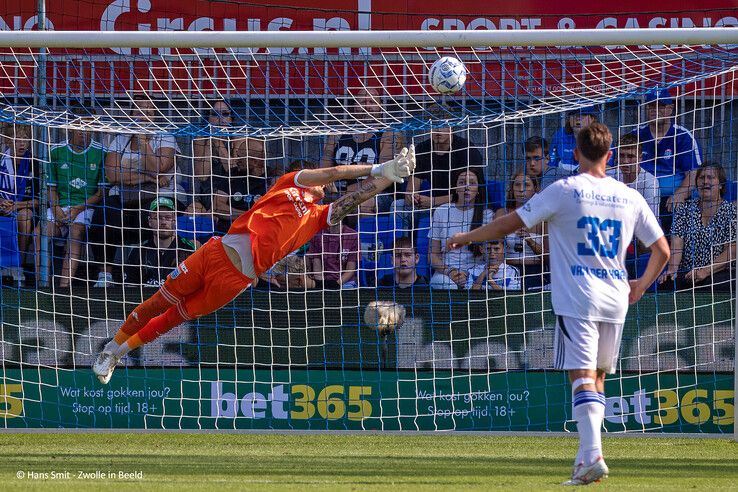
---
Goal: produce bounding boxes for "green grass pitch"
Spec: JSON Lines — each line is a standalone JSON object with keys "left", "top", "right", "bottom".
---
{"left": 0, "top": 433, "right": 735, "bottom": 490}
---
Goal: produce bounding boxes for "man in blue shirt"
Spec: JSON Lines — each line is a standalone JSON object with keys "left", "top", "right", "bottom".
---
{"left": 0, "top": 124, "right": 38, "bottom": 274}
{"left": 632, "top": 88, "right": 702, "bottom": 228}
{"left": 550, "top": 106, "right": 599, "bottom": 172}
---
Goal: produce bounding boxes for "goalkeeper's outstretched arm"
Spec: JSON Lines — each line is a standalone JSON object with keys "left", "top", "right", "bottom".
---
{"left": 296, "top": 145, "right": 416, "bottom": 226}
{"left": 328, "top": 177, "right": 392, "bottom": 226}
{"left": 296, "top": 145, "right": 415, "bottom": 187}
{"left": 446, "top": 211, "right": 525, "bottom": 250}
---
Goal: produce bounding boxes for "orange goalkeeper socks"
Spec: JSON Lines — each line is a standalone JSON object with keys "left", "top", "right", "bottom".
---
{"left": 114, "top": 306, "right": 185, "bottom": 357}
{"left": 118, "top": 292, "right": 172, "bottom": 339}
{"left": 134, "top": 306, "right": 185, "bottom": 345}
{"left": 113, "top": 330, "right": 129, "bottom": 346}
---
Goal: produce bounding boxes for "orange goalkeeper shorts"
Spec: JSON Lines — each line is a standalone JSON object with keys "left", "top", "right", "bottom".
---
{"left": 159, "top": 236, "right": 253, "bottom": 320}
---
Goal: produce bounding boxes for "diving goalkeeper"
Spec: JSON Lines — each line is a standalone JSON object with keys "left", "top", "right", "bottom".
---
{"left": 93, "top": 146, "right": 416, "bottom": 384}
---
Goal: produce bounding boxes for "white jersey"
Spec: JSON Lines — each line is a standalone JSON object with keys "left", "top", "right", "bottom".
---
{"left": 516, "top": 173, "right": 663, "bottom": 323}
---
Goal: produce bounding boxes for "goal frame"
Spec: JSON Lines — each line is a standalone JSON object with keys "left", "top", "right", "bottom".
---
{"left": 1, "top": 26, "right": 735, "bottom": 438}
{"left": 0, "top": 27, "right": 737, "bottom": 48}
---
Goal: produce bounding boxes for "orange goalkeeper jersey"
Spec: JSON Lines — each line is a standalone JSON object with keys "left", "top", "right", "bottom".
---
{"left": 228, "top": 171, "right": 330, "bottom": 276}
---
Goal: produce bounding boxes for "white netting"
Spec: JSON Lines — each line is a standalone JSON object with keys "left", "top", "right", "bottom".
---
{"left": 0, "top": 27, "right": 734, "bottom": 432}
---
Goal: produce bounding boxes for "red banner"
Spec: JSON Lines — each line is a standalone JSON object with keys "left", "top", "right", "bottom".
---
{"left": 0, "top": 1, "right": 736, "bottom": 97}
{"left": 2, "top": 1, "right": 737, "bottom": 39}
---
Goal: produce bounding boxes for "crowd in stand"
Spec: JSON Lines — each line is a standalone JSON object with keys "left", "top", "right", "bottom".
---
{"left": 0, "top": 87, "right": 734, "bottom": 293}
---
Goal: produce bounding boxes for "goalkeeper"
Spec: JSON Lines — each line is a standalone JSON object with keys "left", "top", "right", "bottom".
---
{"left": 93, "top": 146, "right": 415, "bottom": 384}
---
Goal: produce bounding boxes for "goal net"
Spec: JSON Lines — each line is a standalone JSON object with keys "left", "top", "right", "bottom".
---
{"left": 0, "top": 5, "right": 735, "bottom": 433}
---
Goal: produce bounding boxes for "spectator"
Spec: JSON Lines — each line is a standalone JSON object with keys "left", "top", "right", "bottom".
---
{"left": 194, "top": 100, "right": 267, "bottom": 232}
{"left": 105, "top": 94, "right": 178, "bottom": 204}
{"left": 550, "top": 106, "right": 598, "bottom": 172}
{"left": 632, "top": 88, "right": 702, "bottom": 231}
{"left": 307, "top": 218, "right": 359, "bottom": 289}
{"left": 320, "top": 88, "right": 404, "bottom": 210}
{"left": 89, "top": 95, "right": 179, "bottom": 287}
{"left": 609, "top": 133, "right": 660, "bottom": 217}
{"left": 35, "top": 116, "right": 105, "bottom": 287}
{"left": 429, "top": 168, "right": 493, "bottom": 289}
{"left": 394, "top": 104, "right": 484, "bottom": 228}
{"left": 210, "top": 137, "right": 266, "bottom": 233}
{"left": 124, "top": 197, "right": 197, "bottom": 287}
{"left": 466, "top": 240, "right": 521, "bottom": 291}
{"left": 523, "top": 136, "right": 571, "bottom": 189}
{"left": 659, "top": 164, "right": 736, "bottom": 291}
{"left": 0, "top": 124, "right": 38, "bottom": 270}
{"left": 608, "top": 134, "right": 661, "bottom": 283}
{"left": 187, "top": 200, "right": 207, "bottom": 214}
{"left": 496, "top": 170, "right": 547, "bottom": 291}
{"left": 378, "top": 237, "right": 428, "bottom": 288}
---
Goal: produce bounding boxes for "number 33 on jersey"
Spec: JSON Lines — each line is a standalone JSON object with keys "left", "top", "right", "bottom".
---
{"left": 516, "top": 174, "right": 663, "bottom": 323}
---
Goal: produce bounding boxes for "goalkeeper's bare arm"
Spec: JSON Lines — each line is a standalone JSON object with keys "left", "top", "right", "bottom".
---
{"left": 93, "top": 145, "right": 415, "bottom": 384}
{"left": 294, "top": 146, "right": 413, "bottom": 225}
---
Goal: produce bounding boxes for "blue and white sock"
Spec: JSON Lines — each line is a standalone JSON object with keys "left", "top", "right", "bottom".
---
{"left": 573, "top": 391, "right": 606, "bottom": 466}
{"left": 598, "top": 392, "right": 606, "bottom": 426}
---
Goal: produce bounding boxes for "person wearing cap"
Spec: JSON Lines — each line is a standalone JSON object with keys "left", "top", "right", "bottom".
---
{"left": 631, "top": 88, "right": 702, "bottom": 231}
{"left": 34, "top": 106, "right": 105, "bottom": 288}
{"left": 123, "top": 197, "right": 197, "bottom": 287}
{"left": 550, "top": 106, "right": 599, "bottom": 172}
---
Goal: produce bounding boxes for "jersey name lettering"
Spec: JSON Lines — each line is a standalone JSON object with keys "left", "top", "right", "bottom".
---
{"left": 283, "top": 188, "right": 308, "bottom": 217}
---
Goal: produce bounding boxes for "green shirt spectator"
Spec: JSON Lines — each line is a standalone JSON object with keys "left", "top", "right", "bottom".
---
{"left": 36, "top": 128, "right": 106, "bottom": 288}
{"left": 49, "top": 140, "right": 105, "bottom": 208}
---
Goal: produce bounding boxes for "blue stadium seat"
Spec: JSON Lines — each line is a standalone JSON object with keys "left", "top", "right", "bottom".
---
{"left": 627, "top": 251, "right": 658, "bottom": 292}
{"left": 725, "top": 181, "right": 738, "bottom": 202}
{"left": 357, "top": 215, "right": 403, "bottom": 286}
{"left": 486, "top": 180, "right": 507, "bottom": 210}
{"left": 177, "top": 215, "right": 215, "bottom": 242}
{"left": 0, "top": 216, "right": 20, "bottom": 269}
{"left": 357, "top": 215, "right": 401, "bottom": 248}
{"left": 360, "top": 251, "right": 394, "bottom": 286}
{"left": 415, "top": 215, "right": 431, "bottom": 279}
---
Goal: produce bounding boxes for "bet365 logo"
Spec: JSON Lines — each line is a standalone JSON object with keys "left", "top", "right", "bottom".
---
{"left": 0, "top": 384, "right": 23, "bottom": 418}
{"left": 210, "top": 382, "right": 373, "bottom": 421}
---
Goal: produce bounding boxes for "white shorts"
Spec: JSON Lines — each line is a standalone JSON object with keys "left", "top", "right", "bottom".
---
{"left": 46, "top": 207, "right": 95, "bottom": 237}
{"left": 553, "top": 315, "right": 624, "bottom": 374}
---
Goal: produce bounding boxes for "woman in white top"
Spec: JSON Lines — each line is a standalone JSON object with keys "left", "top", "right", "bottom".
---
{"left": 90, "top": 96, "right": 179, "bottom": 287}
{"left": 429, "top": 168, "right": 494, "bottom": 289}
{"left": 495, "top": 170, "right": 548, "bottom": 291}
{"left": 105, "top": 97, "right": 178, "bottom": 205}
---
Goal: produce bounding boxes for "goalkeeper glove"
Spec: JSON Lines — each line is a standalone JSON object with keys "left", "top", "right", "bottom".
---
{"left": 370, "top": 144, "right": 416, "bottom": 183}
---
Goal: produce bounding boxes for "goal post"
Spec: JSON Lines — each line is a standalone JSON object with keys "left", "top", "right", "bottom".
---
{"left": 0, "top": 27, "right": 737, "bottom": 47}
{"left": 0, "top": 25, "right": 734, "bottom": 436}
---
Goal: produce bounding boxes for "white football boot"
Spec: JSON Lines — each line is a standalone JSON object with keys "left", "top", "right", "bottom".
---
{"left": 92, "top": 350, "right": 120, "bottom": 384}
{"left": 562, "top": 457, "right": 609, "bottom": 486}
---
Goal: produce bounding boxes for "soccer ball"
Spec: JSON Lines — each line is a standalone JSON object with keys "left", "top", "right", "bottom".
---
{"left": 428, "top": 56, "right": 467, "bottom": 94}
